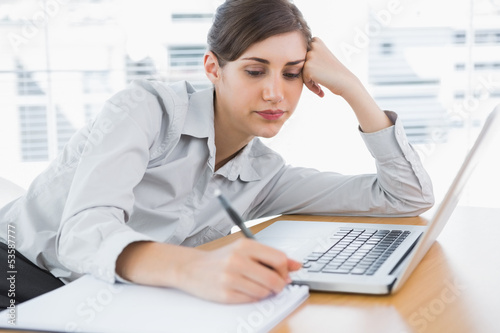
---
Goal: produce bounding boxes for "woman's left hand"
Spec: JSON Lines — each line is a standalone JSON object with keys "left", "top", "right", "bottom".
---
{"left": 302, "top": 37, "right": 361, "bottom": 98}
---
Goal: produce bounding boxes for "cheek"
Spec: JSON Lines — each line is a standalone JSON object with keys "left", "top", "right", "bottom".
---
{"left": 288, "top": 82, "right": 303, "bottom": 107}
{"left": 233, "top": 85, "right": 256, "bottom": 106}
{"left": 217, "top": 78, "right": 246, "bottom": 106}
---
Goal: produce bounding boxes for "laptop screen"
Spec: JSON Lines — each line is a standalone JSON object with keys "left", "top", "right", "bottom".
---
{"left": 393, "top": 105, "right": 500, "bottom": 292}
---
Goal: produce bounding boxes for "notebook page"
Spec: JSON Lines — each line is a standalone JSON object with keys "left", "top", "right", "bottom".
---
{"left": 0, "top": 275, "right": 309, "bottom": 333}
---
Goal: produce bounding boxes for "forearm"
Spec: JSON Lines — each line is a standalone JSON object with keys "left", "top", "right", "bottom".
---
{"left": 336, "top": 77, "right": 392, "bottom": 133}
{"left": 116, "top": 241, "right": 198, "bottom": 289}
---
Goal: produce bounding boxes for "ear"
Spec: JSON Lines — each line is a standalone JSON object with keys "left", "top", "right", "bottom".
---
{"left": 204, "top": 51, "right": 221, "bottom": 84}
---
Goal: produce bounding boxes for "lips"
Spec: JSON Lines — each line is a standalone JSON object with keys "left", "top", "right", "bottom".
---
{"left": 255, "top": 109, "right": 285, "bottom": 120}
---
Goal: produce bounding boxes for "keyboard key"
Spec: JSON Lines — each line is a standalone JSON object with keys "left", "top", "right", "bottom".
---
{"left": 322, "top": 267, "right": 351, "bottom": 274}
{"left": 356, "top": 262, "right": 372, "bottom": 268}
{"left": 317, "top": 258, "right": 331, "bottom": 264}
{"left": 351, "top": 268, "right": 368, "bottom": 275}
{"left": 322, "top": 254, "right": 336, "bottom": 260}
{"left": 307, "top": 262, "right": 327, "bottom": 272}
{"left": 350, "top": 252, "right": 366, "bottom": 258}
{"left": 325, "top": 264, "right": 341, "bottom": 271}
{"left": 330, "top": 258, "right": 345, "bottom": 265}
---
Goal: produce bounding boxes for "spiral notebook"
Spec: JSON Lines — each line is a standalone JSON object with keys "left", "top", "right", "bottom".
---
{"left": 0, "top": 275, "right": 308, "bottom": 333}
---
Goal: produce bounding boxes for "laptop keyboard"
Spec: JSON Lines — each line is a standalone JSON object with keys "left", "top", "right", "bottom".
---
{"left": 302, "top": 228, "right": 411, "bottom": 275}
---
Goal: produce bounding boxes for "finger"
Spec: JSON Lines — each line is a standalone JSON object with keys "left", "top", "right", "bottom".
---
{"left": 316, "top": 84, "right": 325, "bottom": 97}
{"left": 247, "top": 243, "right": 291, "bottom": 280}
{"left": 218, "top": 287, "right": 261, "bottom": 304}
{"left": 305, "top": 80, "right": 324, "bottom": 97}
{"left": 229, "top": 240, "right": 289, "bottom": 292}
{"left": 230, "top": 270, "right": 277, "bottom": 300}
{"left": 239, "top": 244, "right": 292, "bottom": 291}
{"left": 241, "top": 257, "right": 288, "bottom": 294}
{"left": 287, "top": 258, "right": 302, "bottom": 271}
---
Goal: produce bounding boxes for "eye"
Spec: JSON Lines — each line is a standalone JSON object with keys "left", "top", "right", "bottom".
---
{"left": 283, "top": 72, "right": 301, "bottom": 79}
{"left": 245, "top": 70, "right": 264, "bottom": 77}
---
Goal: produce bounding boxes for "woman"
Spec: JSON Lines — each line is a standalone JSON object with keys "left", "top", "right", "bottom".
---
{"left": 0, "top": 0, "right": 434, "bottom": 306}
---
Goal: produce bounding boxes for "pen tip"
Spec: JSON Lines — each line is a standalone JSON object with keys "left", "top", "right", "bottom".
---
{"left": 213, "top": 188, "right": 221, "bottom": 197}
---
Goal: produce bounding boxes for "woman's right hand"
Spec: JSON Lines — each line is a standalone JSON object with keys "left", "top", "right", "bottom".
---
{"left": 116, "top": 239, "right": 302, "bottom": 303}
{"left": 176, "top": 238, "right": 302, "bottom": 303}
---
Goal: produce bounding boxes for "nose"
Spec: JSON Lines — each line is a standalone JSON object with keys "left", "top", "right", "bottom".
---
{"left": 262, "top": 74, "right": 284, "bottom": 104}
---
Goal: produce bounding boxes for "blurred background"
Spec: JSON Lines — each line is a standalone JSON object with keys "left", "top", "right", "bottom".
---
{"left": 1, "top": 0, "right": 499, "bottom": 208}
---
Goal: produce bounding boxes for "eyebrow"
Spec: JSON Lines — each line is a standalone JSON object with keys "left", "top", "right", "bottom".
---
{"left": 241, "top": 57, "right": 305, "bottom": 66}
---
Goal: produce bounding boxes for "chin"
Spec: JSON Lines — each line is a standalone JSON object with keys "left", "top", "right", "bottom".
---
{"left": 252, "top": 121, "right": 286, "bottom": 139}
{"left": 257, "top": 129, "right": 281, "bottom": 139}
{"left": 259, "top": 134, "right": 277, "bottom": 139}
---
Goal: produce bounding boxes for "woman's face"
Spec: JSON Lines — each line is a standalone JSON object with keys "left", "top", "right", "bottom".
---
{"left": 211, "top": 31, "right": 307, "bottom": 141}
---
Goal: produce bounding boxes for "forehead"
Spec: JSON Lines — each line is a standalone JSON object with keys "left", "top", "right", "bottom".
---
{"left": 237, "top": 31, "right": 308, "bottom": 64}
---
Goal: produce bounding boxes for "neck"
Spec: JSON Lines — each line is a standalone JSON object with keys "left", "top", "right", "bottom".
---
{"left": 213, "top": 98, "right": 254, "bottom": 171}
{"left": 214, "top": 120, "right": 253, "bottom": 172}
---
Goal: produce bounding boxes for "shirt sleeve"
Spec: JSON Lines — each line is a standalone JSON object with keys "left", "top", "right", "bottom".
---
{"left": 246, "top": 111, "right": 435, "bottom": 219}
{"left": 56, "top": 84, "right": 164, "bottom": 283}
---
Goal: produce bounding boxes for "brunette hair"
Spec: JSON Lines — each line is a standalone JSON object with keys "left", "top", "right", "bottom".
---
{"left": 207, "top": 0, "right": 312, "bottom": 67}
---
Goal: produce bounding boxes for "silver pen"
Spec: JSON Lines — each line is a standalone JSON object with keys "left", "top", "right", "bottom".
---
{"left": 214, "top": 188, "right": 256, "bottom": 239}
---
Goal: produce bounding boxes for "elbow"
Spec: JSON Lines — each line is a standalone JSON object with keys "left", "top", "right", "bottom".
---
{"left": 408, "top": 198, "right": 434, "bottom": 217}
{"left": 418, "top": 179, "right": 436, "bottom": 214}
{"left": 398, "top": 186, "right": 435, "bottom": 217}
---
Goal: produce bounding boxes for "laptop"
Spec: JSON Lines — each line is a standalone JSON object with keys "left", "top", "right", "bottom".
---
{"left": 255, "top": 105, "right": 500, "bottom": 294}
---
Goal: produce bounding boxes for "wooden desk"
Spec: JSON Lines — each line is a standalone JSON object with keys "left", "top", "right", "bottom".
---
{"left": 0, "top": 206, "right": 497, "bottom": 333}
{"left": 198, "top": 206, "right": 500, "bottom": 333}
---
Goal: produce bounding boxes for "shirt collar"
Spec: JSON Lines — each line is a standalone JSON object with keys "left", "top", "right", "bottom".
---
{"left": 216, "top": 139, "right": 261, "bottom": 182}
{"left": 182, "top": 86, "right": 215, "bottom": 139}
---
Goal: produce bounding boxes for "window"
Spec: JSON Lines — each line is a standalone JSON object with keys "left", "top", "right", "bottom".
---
{"left": 168, "top": 45, "right": 206, "bottom": 70}
{"left": 19, "top": 105, "right": 48, "bottom": 161}
{"left": 1, "top": 0, "right": 499, "bottom": 208}
{"left": 167, "top": 45, "right": 211, "bottom": 89}
{"left": 83, "top": 71, "right": 111, "bottom": 94}
{"left": 369, "top": 25, "right": 449, "bottom": 143}
{"left": 56, "top": 107, "right": 76, "bottom": 152}
{"left": 171, "top": 13, "right": 212, "bottom": 22}
{"left": 126, "top": 56, "right": 157, "bottom": 83}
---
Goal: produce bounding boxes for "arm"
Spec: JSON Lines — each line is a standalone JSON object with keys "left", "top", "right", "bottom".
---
{"left": 245, "top": 113, "right": 434, "bottom": 220}
{"left": 302, "top": 37, "right": 393, "bottom": 133}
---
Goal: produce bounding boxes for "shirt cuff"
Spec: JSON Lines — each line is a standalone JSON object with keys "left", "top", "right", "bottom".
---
{"left": 359, "top": 110, "right": 409, "bottom": 162}
{"left": 358, "top": 110, "right": 433, "bottom": 199}
{"left": 98, "top": 232, "right": 154, "bottom": 284}
{"left": 59, "top": 225, "right": 154, "bottom": 284}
